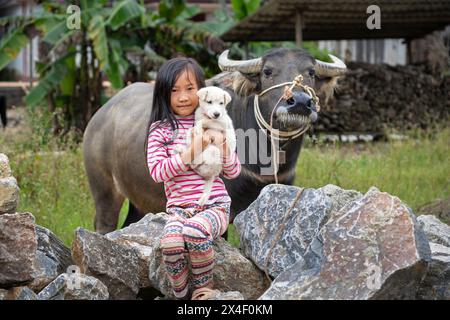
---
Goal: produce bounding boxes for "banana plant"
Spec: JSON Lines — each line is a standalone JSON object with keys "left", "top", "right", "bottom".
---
{"left": 0, "top": 0, "right": 164, "bottom": 133}
{"left": 0, "top": 0, "right": 260, "bottom": 135}
{"left": 231, "top": 0, "right": 261, "bottom": 21}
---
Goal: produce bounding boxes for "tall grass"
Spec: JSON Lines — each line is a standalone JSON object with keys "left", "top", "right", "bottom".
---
{"left": 294, "top": 130, "right": 449, "bottom": 212}
{"left": 1, "top": 108, "right": 449, "bottom": 247}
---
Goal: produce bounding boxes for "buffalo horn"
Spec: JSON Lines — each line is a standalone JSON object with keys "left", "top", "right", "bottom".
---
{"left": 218, "top": 50, "right": 263, "bottom": 74}
{"left": 314, "top": 54, "right": 347, "bottom": 77}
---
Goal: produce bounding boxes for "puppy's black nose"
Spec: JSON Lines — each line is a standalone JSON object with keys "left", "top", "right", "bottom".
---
{"left": 213, "top": 112, "right": 220, "bottom": 118}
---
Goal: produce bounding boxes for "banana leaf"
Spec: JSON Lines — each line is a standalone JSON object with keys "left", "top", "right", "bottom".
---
{"left": 88, "top": 15, "right": 109, "bottom": 70}
{"left": 25, "top": 52, "right": 75, "bottom": 107}
{"left": 107, "top": 0, "right": 145, "bottom": 31}
{"left": 0, "top": 27, "right": 29, "bottom": 70}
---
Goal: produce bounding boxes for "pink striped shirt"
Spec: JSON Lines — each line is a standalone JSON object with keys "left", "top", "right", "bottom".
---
{"left": 147, "top": 114, "right": 241, "bottom": 209}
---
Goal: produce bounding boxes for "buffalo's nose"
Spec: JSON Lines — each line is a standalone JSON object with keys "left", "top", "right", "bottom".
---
{"left": 213, "top": 112, "right": 220, "bottom": 118}
{"left": 287, "top": 92, "right": 315, "bottom": 114}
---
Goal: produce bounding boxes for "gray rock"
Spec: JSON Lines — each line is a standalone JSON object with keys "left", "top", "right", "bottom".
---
{"left": 106, "top": 213, "right": 167, "bottom": 289}
{"left": 0, "top": 213, "right": 37, "bottom": 287}
{"left": 212, "top": 290, "right": 245, "bottom": 300}
{"left": 29, "top": 225, "right": 74, "bottom": 292}
{"left": 212, "top": 238, "right": 270, "bottom": 299}
{"left": 0, "top": 176, "right": 19, "bottom": 214}
{"left": 37, "top": 273, "right": 109, "bottom": 300}
{"left": 0, "top": 154, "right": 12, "bottom": 179}
{"left": 0, "top": 286, "right": 38, "bottom": 300}
{"left": 318, "top": 184, "right": 363, "bottom": 212}
{"left": 260, "top": 187, "right": 431, "bottom": 300}
{"left": 234, "top": 184, "right": 332, "bottom": 278}
{"left": 416, "top": 242, "right": 450, "bottom": 300}
{"left": 72, "top": 228, "right": 140, "bottom": 299}
{"left": 417, "top": 214, "right": 450, "bottom": 247}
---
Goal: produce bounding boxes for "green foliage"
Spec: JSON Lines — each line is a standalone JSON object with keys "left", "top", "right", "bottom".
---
{"left": 231, "top": 0, "right": 261, "bottom": 21}
{"left": 41, "top": 19, "right": 68, "bottom": 45}
{"left": 303, "top": 41, "right": 333, "bottom": 62}
{"left": 0, "top": 0, "right": 232, "bottom": 133}
{"left": 107, "top": 0, "right": 145, "bottom": 30}
{"left": 0, "top": 27, "right": 30, "bottom": 70}
{"left": 25, "top": 50, "right": 76, "bottom": 107}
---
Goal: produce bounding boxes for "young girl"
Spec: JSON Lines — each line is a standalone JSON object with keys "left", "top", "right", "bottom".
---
{"left": 146, "top": 57, "right": 241, "bottom": 300}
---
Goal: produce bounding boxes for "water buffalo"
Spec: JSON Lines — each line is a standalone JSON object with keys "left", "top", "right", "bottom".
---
{"left": 83, "top": 48, "right": 346, "bottom": 234}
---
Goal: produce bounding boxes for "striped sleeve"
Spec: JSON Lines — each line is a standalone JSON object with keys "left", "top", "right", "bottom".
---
{"left": 147, "top": 126, "right": 189, "bottom": 183}
{"left": 221, "top": 152, "right": 241, "bottom": 179}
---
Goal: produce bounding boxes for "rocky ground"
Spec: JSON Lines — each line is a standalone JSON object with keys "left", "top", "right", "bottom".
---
{"left": 1, "top": 153, "right": 449, "bottom": 300}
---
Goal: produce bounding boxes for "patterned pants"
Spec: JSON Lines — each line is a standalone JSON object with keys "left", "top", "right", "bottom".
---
{"left": 160, "top": 201, "right": 230, "bottom": 299}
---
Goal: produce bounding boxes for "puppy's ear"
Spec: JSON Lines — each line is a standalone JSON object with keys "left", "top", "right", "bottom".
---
{"left": 223, "top": 91, "right": 232, "bottom": 106}
{"left": 197, "top": 88, "right": 208, "bottom": 101}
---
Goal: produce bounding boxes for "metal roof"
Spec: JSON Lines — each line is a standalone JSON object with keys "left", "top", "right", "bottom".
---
{"left": 221, "top": 0, "right": 450, "bottom": 41}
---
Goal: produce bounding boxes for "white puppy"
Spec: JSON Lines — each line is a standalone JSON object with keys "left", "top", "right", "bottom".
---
{"left": 177, "top": 86, "right": 236, "bottom": 206}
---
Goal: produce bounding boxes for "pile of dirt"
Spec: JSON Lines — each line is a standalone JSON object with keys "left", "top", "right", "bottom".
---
{"left": 315, "top": 62, "right": 450, "bottom": 134}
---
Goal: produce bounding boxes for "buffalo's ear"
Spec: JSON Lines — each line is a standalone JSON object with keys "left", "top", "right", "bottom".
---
{"left": 223, "top": 91, "right": 232, "bottom": 106}
{"left": 313, "top": 75, "right": 338, "bottom": 106}
{"left": 232, "top": 72, "right": 260, "bottom": 97}
{"left": 196, "top": 88, "right": 208, "bottom": 101}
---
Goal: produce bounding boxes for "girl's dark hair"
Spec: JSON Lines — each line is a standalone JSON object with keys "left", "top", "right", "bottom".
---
{"left": 147, "top": 57, "right": 206, "bottom": 147}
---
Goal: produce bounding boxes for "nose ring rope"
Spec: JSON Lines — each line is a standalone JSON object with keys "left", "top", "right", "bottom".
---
{"left": 253, "top": 74, "right": 320, "bottom": 183}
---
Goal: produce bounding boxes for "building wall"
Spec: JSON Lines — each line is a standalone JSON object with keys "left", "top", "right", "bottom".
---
{"left": 0, "top": 1, "right": 40, "bottom": 81}
{"left": 318, "top": 39, "right": 407, "bottom": 66}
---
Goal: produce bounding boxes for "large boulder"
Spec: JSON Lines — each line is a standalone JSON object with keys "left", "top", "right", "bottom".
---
{"left": 234, "top": 185, "right": 330, "bottom": 279}
{"left": 0, "top": 213, "right": 37, "bottom": 287}
{"left": 0, "top": 286, "right": 38, "bottom": 300}
{"left": 416, "top": 215, "right": 450, "bottom": 299}
{"left": 29, "top": 225, "right": 74, "bottom": 292}
{"left": 37, "top": 272, "right": 109, "bottom": 300}
{"left": 319, "top": 184, "right": 363, "bottom": 212}
{"left": 71, "top": 228, "right": 140, "bottom": 299}
{"left": 234, "top": 184, "right": 362, "bottom": 278}
{"left": 107, "top": 213, "right": 270, "bottom": 299}
{"left": 106, "top": 213, "right": 167, "bottom": 289}
{"left": 417, "top": 214, "right": 450, "bottom": 247}
{"left": 258, "top": 187, "right": 431, "bottom": 299}
{"left": 416, "top": 242, "right": 450, "bottom": 300}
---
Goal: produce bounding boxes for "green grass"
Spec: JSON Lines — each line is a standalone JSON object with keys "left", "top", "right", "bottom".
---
{"left": 1, "top": 109, "right": 448, "bottom": 247}
{"left": 294, "top": 131, "right": 450, "bottom": 212}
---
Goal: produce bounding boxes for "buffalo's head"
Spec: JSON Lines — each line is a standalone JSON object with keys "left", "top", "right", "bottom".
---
{"left": 218, "top": 48, "right": 346, "bottom": 132}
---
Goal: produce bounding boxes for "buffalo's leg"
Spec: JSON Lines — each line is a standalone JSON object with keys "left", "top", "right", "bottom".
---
{"left": 122, "top": 202, "right": 144, "bottom": 228}
{"left": 0, "top": 96, "right": 7, "bottom": 128}
{"left": 89, "top": 176, "right": 125, "bottom": 234}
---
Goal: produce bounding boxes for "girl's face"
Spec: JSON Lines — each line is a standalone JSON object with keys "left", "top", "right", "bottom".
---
{"left": 170, "top": 70, "right": 199, "bottom": 117}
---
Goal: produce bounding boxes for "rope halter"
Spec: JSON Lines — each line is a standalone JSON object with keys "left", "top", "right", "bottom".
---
{"left": 254, "top": 74, "right": 320, "bottom": 141}
{"left": 253, "top": 74, "right": 320, "bottom": 183}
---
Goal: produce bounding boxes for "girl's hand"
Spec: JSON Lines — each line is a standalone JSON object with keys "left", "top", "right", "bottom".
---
{"left": 180, "top": 129, "right": 213, "bottom": 164}
{"left": 220, "top": 138, "right": 230, "bottom": 159}
{"left": 191, "top": 128, "right": 214, "bottom": 153}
